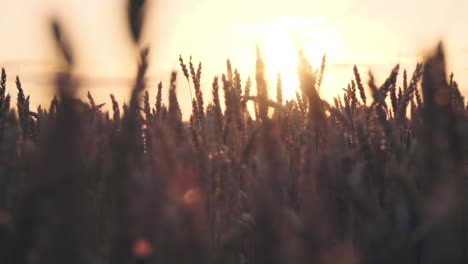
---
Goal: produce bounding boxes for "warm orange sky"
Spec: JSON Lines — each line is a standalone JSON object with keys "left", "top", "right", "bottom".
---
{"left": 0, "top": 0, "right": 467, "bottom": 118}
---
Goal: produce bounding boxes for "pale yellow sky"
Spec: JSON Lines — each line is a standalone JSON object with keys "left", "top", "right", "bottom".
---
{"left": 0, "top": 0, "right": 467, "bottom": 117}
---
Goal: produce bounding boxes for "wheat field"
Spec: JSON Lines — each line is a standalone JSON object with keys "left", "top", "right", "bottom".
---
{"left": 0, "top": 1, "right": 467, "bottom": 264}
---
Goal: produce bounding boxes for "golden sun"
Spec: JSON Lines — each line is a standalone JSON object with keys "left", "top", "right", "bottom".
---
{"left": 244, "top": 17, "right": 344, "bottom": 99}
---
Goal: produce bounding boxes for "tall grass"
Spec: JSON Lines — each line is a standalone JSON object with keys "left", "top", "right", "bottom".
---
{"left": 0, "top": 40, "right": 466, "bottom": 264}
{"left": 0, "top": 2, "right": 467, "bottom": 264}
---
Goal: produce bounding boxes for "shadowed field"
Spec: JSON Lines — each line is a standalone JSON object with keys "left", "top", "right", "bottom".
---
{"left": 0, "top": 1, "right": 467, "bottom": 264}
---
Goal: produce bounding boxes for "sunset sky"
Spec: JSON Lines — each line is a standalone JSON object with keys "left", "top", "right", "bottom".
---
{"left": 0, "top": 0, "right": 467, "bottom": 118}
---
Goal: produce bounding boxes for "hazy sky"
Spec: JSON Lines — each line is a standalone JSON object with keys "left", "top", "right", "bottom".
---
{"left": 0, "top": 0, "right": 467, "bottom": 117}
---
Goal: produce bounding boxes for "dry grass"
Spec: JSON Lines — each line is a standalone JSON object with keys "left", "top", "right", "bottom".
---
{"left": 0, "top": 2, "right": 467, "bottom": 264}
{"left": 0, "top": 41, "right": 466, "bottom": 264}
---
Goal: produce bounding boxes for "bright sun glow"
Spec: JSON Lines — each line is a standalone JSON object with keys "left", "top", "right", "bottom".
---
{"left": 236, "top": 17, "right": 344, "bottom": 100}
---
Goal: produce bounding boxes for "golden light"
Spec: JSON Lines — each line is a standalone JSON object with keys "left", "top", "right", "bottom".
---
{"left": 237, "top": 17, "right": 345, "bottom": 100}
{"left": 260, "top": 24, "right": 299, "bottom": 100}
{"left": 132, "top": 238, "right": 153, "bottom": 258}
{"left": 182, "top": 187, "right": 201, "bottom": 206}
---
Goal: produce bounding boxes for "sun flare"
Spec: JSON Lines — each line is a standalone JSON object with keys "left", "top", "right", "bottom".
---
{"left": 240, "top": 17, "right": 344, "bottom": 99}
